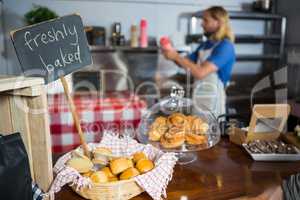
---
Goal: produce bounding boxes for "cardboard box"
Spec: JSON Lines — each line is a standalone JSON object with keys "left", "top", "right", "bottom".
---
{"left": 229, "top": 104, "right": 291, "bottom": 145}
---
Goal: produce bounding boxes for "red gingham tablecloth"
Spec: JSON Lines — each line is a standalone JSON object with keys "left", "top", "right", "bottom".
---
{"left": 48, "top": 92, "right": 147, "bottom": 153}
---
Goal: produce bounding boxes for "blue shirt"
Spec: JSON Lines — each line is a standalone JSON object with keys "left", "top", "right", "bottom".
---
{"left": 188, "top": 39, "right": 236, "bottom": 86}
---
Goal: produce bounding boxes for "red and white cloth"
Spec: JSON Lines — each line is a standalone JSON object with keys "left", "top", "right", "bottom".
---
{"left": 47, "top": 133, "right": 178, "bottom": 200}
{"left": 48, "top": 92, "right": 147, "bottom": 153}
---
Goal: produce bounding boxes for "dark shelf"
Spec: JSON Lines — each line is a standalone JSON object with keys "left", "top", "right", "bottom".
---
{"left": 89, "top": 45, "right": 159, "bottom": 53}
{"left": 237, "top": 54, "right": 280, "bottom": 61}
{"left": 186, "top": 34, "right": 281, "bottom": 44}
{"left": 193, "top": 11, "right": 283, "bottom": 20}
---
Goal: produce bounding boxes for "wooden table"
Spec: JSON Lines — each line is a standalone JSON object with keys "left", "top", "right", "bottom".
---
{"left": 0, "top": 76, "right": 53, "bottom": 191}
{"left": 55, "top": 138, "right": 300, "bottom": 200}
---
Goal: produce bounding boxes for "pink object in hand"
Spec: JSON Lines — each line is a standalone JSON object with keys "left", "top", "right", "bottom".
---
{"left": 139, "top": 18, "right": 148, "bottom": 48}
{"left": 160, "top": 36, "right": 173, "bottom": 51}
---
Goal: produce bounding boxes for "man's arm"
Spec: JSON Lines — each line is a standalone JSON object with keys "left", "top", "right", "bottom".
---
{"left": 174, "top": 56, "right": 218, "bottom": 79}
{"left": 163, "top": 50, "right": 218, "bottom": 80}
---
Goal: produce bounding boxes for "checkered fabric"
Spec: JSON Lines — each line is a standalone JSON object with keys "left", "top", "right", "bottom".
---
{"left": 48, "top": 132, "right": 178, "bottom": 200}
{"left": 48, "top": 92, "right": 147, "bottom": 153}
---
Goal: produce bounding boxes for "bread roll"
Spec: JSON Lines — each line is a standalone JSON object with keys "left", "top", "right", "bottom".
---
{"left": 92, "top": 147, "right": 113, "bottom": 165}
{"left": 67, "top": 157, "right": 93, "bottom": 173}
{"left": 82, "top": 170, "right": 94, "bottom": 177}
{"left": 108, "top": 176, "right": 119, "bottom": 182}
{"left": 136, "top": 159, "right": 154, "bottom": 174}
{"left": 120, "top": 167, "right": 140, "bottom": 180}
{"left": 72, "top": 150, "right": 90, "bottom": 160}
{"left": 90, "top": 171, "right": 108, "bottom": 183}
{"left": 100, "top": 167, "right": 115, "bottom": 178}
{"left": 110, "top": 158, "right": 133, "bottom": 175}
{"left": 133, "top": 152, "right": 147, "bottom": 163}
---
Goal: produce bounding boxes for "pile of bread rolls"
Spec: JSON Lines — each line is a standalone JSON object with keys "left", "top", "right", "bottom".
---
{"left": 66, "top": 148, "right": 154, "bottom": 183}
{"left": 148, "top": 113, "right": 209, "bottom": 148}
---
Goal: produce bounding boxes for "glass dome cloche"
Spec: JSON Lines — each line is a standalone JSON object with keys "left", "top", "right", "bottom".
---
{"left": 137, "top": 86, "right": 221, "bottom": 153}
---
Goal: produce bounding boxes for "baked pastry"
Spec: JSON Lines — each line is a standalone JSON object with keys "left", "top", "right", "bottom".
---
{"left": 185, "top": 133, "right": 207, "bottom": 145}
{"left": 185, "top": 115, "right": 195, "bottom": 132}
{"left": 148, "top": 117, "right": 168, "bottom": 141}
{"left": 90, "top": 171, "right": 108, "bottom": 183}
{"left": 136, "top": 159, "right": 154, "bottom": 173}
{"left": 160, "top": 126, "right": 185, "bottom": 148}
{"left": 108, "top": 176, "right": 119, "bottom": 182}
{"left": 110, "top": 158, "right": 133, "bottom": 175}
{"left": 160, "top": 134, "right": 185, "bottom": 148}
{"left": 148, "top": 128, "right": 165, "bottom": 141}
{"left": 92, "top": 147, "right": 113, "bottom": 165}
{"left": 164, "top": 126, "right": 185, "bottom": 140}
{"left": 82, "top": 170, "right": 94, "bottom": 177}
{"left": 192, "top": 122, "right": 209, "bottom": 135}
{"left": 67, "top": 157, "right": 93, "bottom": 173}
{"left": 120, "top": 167, "right": 140, "bottom": 180}
{"left": 150, "top": 116, "right": 167, "bottom": 128}
{"left": 72, "top": 150, "right": 90, "bottom": 160}
{"left": 167, "top": 113, "right": 186, "bottom": 128}
{"left": 100, "top": 167, "right": 115, "bottom": 178}
{"left": 132, "top": 152, "right": 147, "bottom": 163}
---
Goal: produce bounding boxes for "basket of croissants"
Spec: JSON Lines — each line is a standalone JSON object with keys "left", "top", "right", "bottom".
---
{"left": 51, "top": 133, "right": 177, "bottom": 200}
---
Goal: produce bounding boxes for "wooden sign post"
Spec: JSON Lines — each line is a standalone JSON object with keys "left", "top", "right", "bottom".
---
{"left": 11, "top": 14, "right": 92, "bottom": 157}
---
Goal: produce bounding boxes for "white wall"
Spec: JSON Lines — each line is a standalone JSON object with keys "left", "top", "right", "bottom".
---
{"left": 1, "top": 0, "right": 258, "bottom": 75}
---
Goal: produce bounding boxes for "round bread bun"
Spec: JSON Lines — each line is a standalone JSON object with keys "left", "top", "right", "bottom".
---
{"left": 90, "top": 171, "right": 108, "bottom": 183}
{"left": 82, "top": 170, "right": 94, "bottom": 178}
{"left": 67, "top": 157, "right": 93, "bottom": 173}
{"left": 72, "top": 150, "right": 90, "bottom": 160}
{"left": 160, "top": 135, "right": 185, "bottom": 148}
{"left": 167, "top": 113, "right": 186, "bottom": 127}
{"left": 93, "top": 147, "right": 112, "bottom": 155}
{"left": 92, "top": 147, "right": 113, "bottom": 165}
{"left": 185, "top": 133, "right": 207, "bottom": 145}
{"left": 136, "top": 159, "right": 154, "bottom": 174}
{"left": 132, "top": 152, "right": 147, "bottom": 163}
{"left": 108, "top": 176, "right": 119, "bottom": 182}
{"left": 127, "top": 159, "right": 134, "bottom": 168}
{"left": 110, "top": 158, "right": 133, "bottom": 175}
{"left": 120, "top": 167, "right": 140, "bottom": 180}
{"left": 100, "top": 167, "right": 115, "bottom": 178}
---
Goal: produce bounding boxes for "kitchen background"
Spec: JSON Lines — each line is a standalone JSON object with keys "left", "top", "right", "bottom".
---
{"left": 0, "top": 0, "right": 300, "bottom": 123}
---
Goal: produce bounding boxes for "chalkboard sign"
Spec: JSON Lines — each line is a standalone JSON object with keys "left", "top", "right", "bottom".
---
{"left": 11, "top": 14, "right": 92, "bottom": 83}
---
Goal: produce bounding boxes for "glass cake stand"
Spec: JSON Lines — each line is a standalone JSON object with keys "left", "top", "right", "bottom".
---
{"left": 137, "top": 87, "right": 221, "bottom": 164}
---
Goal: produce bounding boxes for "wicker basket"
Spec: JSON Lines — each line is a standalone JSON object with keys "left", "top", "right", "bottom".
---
{"left": 72, "top": 178, "right": 144, "bottom": 200}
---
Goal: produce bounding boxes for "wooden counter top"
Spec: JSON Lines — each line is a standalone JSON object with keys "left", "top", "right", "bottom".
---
{"left": 55, "top": 138, "right": 300, "bottom": 200}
